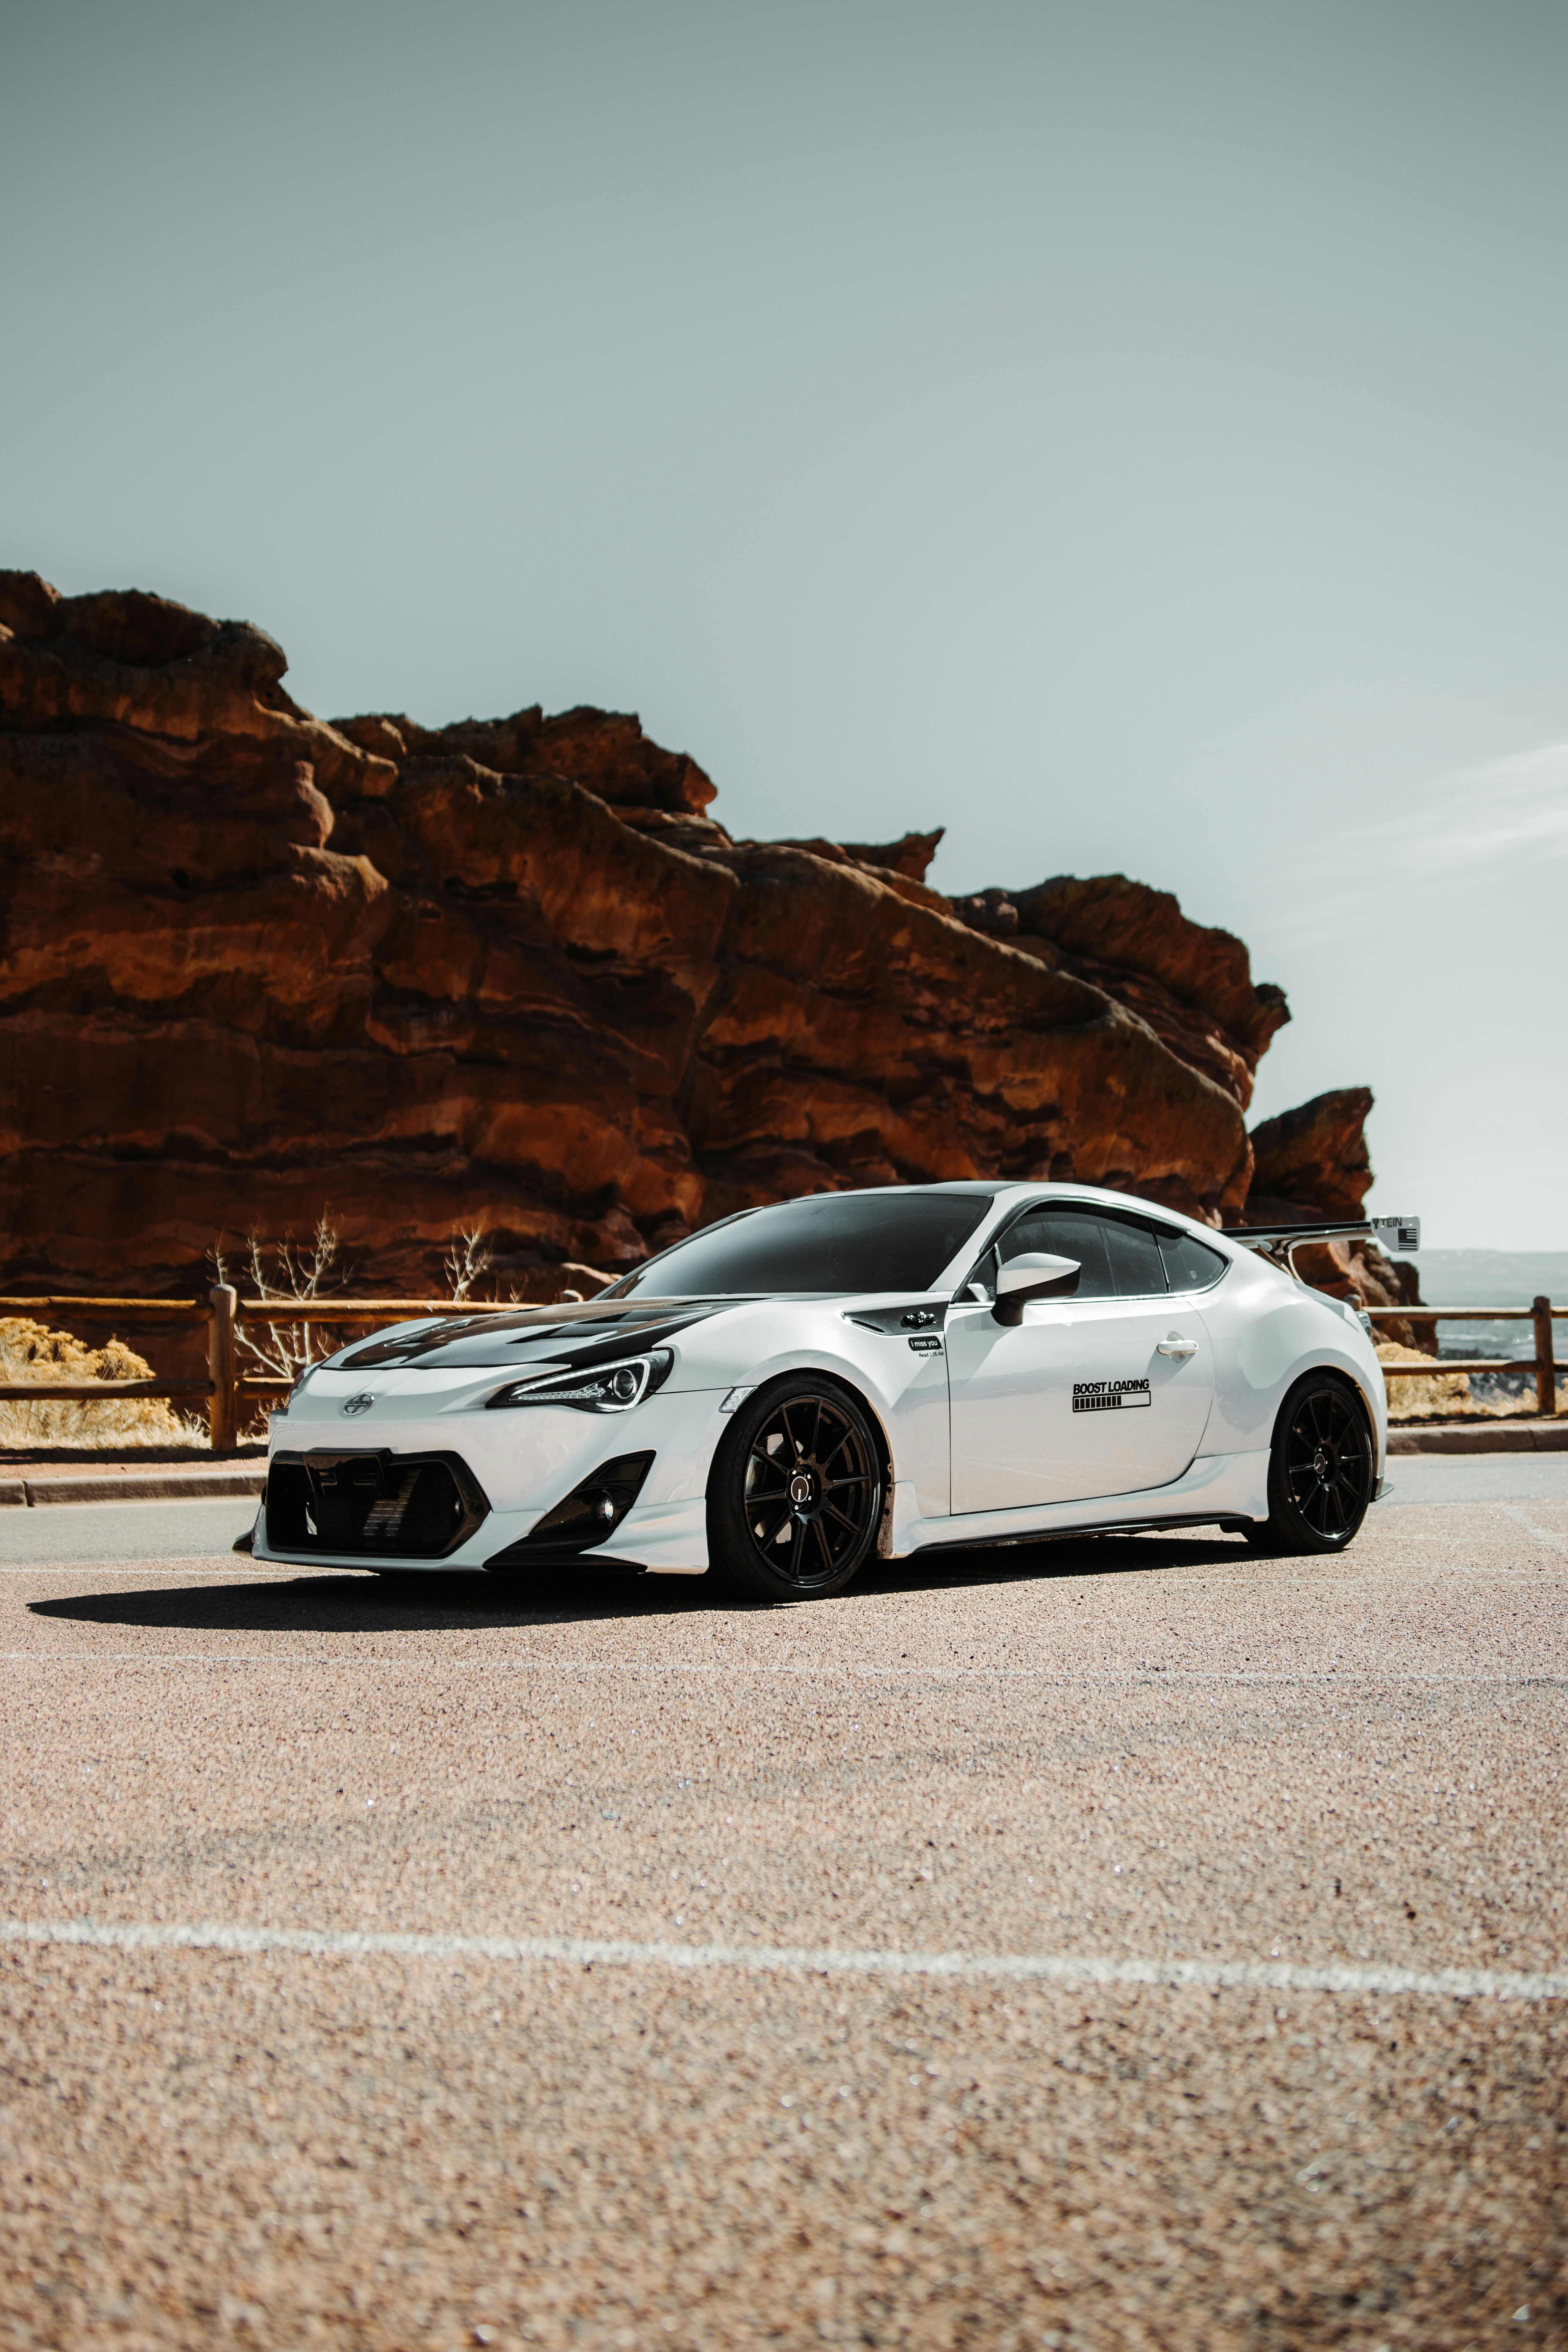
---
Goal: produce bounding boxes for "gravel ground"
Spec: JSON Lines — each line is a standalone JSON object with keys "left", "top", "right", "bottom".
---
{"left": 2, "top": 1490, "right": 1565, "bottom": 2351}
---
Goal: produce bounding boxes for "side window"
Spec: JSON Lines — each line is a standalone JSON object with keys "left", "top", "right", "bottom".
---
{"left": 1000, "top": 1206, "right": 1169, "bottom": 1300}
{"left": 1158, "top": 1229, "right": 1228, "bottom": 1293}
{"left": 1002, "top": 1208, "right": 1118, "bottom": 1299}
{"left": 1099, "top": 1215, "right": 1168, "bottom": 1299}
{"left": 968, "top": 1206, "right": 1215, "bottom": 1301}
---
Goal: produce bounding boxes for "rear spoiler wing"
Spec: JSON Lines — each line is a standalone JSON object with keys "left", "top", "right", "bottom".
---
{"left": 1220, "top": 1214, "right": 1420, "bottom": 1254}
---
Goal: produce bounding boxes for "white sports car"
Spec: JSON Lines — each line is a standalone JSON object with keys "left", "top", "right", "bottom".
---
{"left": 250, "top": 1182, "right": 1414, "bottom": 1600}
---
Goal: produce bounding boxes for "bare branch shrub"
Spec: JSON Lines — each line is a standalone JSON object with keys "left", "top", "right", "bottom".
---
{"left": 443, "top": 1223, "right": 495, "bottom": 1304}
{"left": 211, "top": 1211, "right": 348, "bottom": 1385}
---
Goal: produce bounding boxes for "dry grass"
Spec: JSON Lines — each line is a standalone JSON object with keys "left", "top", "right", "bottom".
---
{"left": 1376, "top": 1339, "right": 1565, "bottom": 1422}
{"left": 1377, "top": 1339, "right": 1475, "bottom": 1421}
{"left": 0, "top": 1318, "right": 206, "bottom": 1448}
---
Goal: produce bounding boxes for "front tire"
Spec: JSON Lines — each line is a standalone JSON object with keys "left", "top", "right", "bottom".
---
{"left": 1245, "top": 1373, "right": 1373, "bottom": 1555}
{"left": 707, "top": 1377, "right": 883, "bottom": 1602}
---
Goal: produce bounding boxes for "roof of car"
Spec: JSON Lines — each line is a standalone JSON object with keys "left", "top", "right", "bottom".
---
{"left": 875, "top": 1177, "right": 1214, "bottom": 1218}
{"left": 775, "top": 1178, "right": 1232, "bottom": 1244}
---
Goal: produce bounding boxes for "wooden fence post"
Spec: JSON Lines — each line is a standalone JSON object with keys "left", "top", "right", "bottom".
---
{"left": 1534, "top": 1296, "right": 1557, "bottom": 1421}
{"left": 209, "top": 1284, "right": 238, "bottom": 1452}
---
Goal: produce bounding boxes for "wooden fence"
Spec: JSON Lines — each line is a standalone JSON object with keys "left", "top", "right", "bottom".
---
{"left": 1368, "top": 1297, "right": 1562, "bottom": 1417}
{"left": 2, "top": 1286, "right": 1563, "bottom": 1450}
{"left": 0, "top": 1286, "right": 527, "bottom": 1451}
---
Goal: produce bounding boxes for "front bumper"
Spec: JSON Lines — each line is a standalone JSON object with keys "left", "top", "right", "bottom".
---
{"left": 251, "top": 1385, "right": 729, "bottom": 1574}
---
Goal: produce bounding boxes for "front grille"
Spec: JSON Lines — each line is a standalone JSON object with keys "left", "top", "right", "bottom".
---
{"left": 266, "top": 1450, "right": 489, "bottom": 1560}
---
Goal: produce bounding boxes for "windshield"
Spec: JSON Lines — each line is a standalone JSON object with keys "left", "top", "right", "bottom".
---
{"left": 611, "top": 1189, "right": 995, "bottom": 1299}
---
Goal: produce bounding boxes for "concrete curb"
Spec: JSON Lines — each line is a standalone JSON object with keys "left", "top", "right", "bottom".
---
{"left": 1388, "top": 1422, "right": 1568, "bottom": 1456}
{"left": 0, "top": 1469, "right": 265, "bottom": 1508}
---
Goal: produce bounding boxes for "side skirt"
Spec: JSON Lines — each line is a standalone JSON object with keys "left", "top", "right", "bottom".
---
{"left": 889, "top": 1449, "right": 1270, "bottom": 1557}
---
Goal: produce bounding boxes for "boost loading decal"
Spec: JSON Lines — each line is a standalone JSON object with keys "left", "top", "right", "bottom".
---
{"left": 1072, "top": 1378, "right": 1151, "bottom": 1412}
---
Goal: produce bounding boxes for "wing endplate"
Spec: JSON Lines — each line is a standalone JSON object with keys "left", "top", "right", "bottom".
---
{"left": 1220, "top": 1214, "right": 1420, "bottom": 1253}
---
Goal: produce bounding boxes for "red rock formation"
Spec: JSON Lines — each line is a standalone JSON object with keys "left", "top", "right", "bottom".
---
{"left": 948, "top": 876, "right": 1289, "bottom": 1111}
{"left": 1240, "top": 1086, "right": 1425, "bottom": 1339}
{"left": 336, "top": 704, "right": 717, "bottom": 818}
{"left": 3, "top": 570, "right": 1294, "bottom": 1302}
{"left": 770, "top": 829, "right": 947, "bottom": 886}
{"left": 1246, "top": 1087, "right": 1374, "bottom": 1223}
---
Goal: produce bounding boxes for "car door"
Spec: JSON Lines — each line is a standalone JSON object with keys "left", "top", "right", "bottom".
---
{"left": 946, "top": 1203, "right": 1215, "bottom": 1513}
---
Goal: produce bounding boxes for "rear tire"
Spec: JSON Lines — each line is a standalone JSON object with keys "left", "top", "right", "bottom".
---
{"left": 707, "top": 1377, "right": 883, "bottom": 1602}
{"left": 1245, "top": 1373, "right": 1373, "bottom": 1555}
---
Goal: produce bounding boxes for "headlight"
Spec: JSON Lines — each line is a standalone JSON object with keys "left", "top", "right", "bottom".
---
{"left": 486, "top": 1348, "right": 674, "bottom": 1414}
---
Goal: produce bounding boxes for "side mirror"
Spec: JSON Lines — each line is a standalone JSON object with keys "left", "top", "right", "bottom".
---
{"left": 993, "top": 1252, "right": 1080, "bottom": 1325}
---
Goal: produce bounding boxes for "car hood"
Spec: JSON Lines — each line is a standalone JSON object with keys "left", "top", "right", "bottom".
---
{"left": 324, "top": 1290, "right": 948, "bottom": 1378}
{"left": 328, "top": 1300, "right": 727, "bottom": 1376}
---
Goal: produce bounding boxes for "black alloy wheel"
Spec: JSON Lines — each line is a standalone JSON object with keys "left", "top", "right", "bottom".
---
{"left": 1246, "top": 1374, "right": 1373, "bottom": 1554}
{"left": 708, "top": 1377, "right": 884, "bottom": 1601}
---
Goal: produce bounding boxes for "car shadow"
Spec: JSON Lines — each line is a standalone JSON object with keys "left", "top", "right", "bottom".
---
{"left": 28, "top": 1528, "right": 1251, "bottom": 1635}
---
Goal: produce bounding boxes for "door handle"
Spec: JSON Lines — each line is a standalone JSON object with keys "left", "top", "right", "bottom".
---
{"left": 1157, "top": 1337, "right": 1198, "bottom": 1358}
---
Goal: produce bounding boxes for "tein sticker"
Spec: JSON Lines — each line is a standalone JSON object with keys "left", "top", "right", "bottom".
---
{"left": 1072, "top": 1379, "right": 1151, "bottom": 1412}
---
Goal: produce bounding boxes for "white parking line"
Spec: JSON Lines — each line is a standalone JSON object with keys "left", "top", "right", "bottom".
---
{"left": 1502, "top": 1505, "right": 1568, "bottom": 1561}
{"left": 2, "top": 1913, "right": 1563, "bottom": 2003}
{"left": 2, "top": 1651, "right": 1565, "bottom": 1687}
{"left": 3, "top": 1652, "right": 1567, "bottom": 1690}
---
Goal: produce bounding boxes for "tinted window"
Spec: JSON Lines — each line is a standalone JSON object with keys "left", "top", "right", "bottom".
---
{"left": 1101, "top": 1217, "right": 1168, "bottom": 1297}
{"left": 1158, "top": 1230, "right": 1228, "bottom": 1292}
{"left": 612, "top": 1189, "right": 995, "bottom": 1298}
{"left": 1004, "top": 1207, "right": 1118, "bottom": 1299}
{"left": 991, "top": 1206, "right": 1169, "bottom": 1300}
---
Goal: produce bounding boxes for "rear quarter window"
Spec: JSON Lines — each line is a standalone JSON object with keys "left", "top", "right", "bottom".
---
{"left": 1158, "top": 1230, "right": 1228, "bottom": 1292}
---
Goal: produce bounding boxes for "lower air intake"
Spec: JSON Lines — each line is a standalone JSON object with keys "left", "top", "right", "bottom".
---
{"left": 485, "top": 1451, "right": 655, "bottom": 1571}
{"left": 266, "top": 1450, "right": 490, "bottom": 1560}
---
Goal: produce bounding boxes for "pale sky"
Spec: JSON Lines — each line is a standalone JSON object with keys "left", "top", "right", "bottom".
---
{"left": 4, "top": 0, "right": 1565, "bottom": 1246}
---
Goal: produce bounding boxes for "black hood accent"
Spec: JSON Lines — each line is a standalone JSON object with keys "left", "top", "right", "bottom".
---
{"left": 336, "top": 1302, "right": 724, "bottom": 1374}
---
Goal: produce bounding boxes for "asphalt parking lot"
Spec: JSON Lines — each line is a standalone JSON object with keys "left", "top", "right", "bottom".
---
{"left": 2, "top": 1470, "right": 1565, "bottom": 2351}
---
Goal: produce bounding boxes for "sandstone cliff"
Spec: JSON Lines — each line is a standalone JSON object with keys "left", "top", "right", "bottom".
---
{"left": 1241, "top": 1085, "right": 1426, "bottom": 1339}
{"left": 949, "top": 876, "right": 1289, "bottom": 1111}
{"left": 1247, "top": 1086, "right": 1376, "bottom": 1225}
{"left": 3, "top": 571, "right": 1298, "bottom": 1300}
